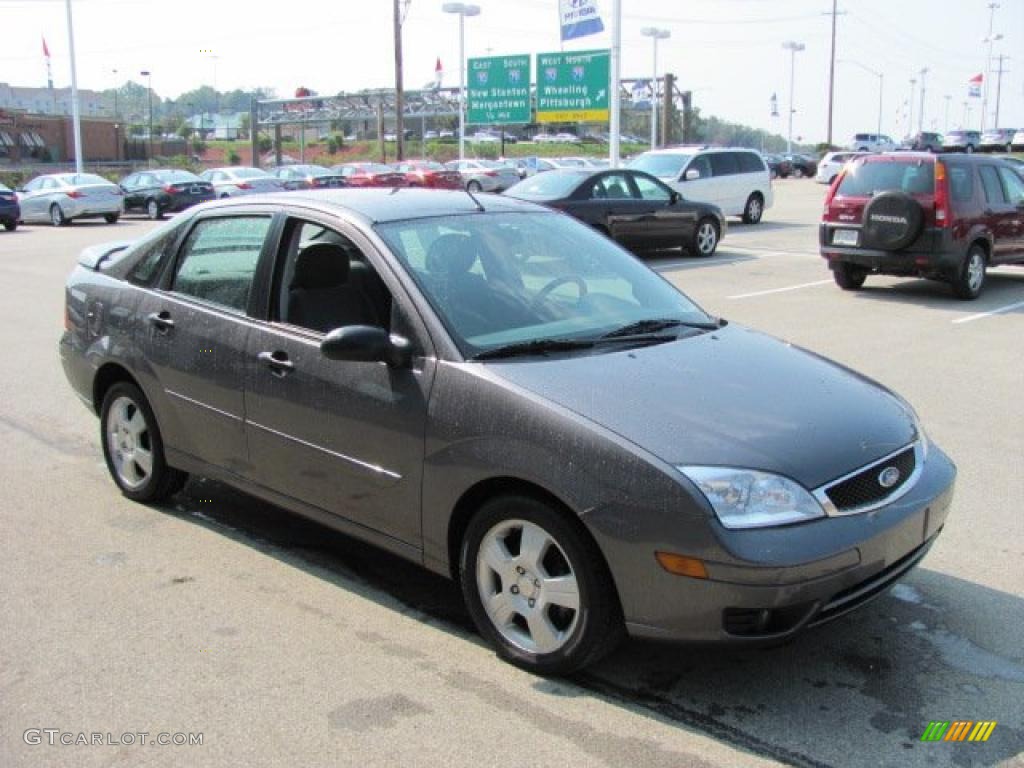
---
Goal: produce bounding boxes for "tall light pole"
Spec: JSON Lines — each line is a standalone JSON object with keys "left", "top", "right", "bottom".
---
{"left": 993, "top": 53, "right": 1009, "bottom": 129}
{"left": 918, "top": 68, "right": 928, "bottom": 133}
{"left": 782, "top": 41, "right": 804, "bottom": 153}
{"left": 111, "top": 68, "right": 119, "bottom": 120}
{"left": 140, "top": 70, "right": 153, "bottom": 166}
{"left": 838, "top": 59, "right": 883, "bottom": 138}
{"left": 610, "top": 0, "right": 622, "bottom": 167}
{"left": 442, "top": 2, "right": 480, "bottom": 162}
{"left": 907, "top": 78, "right": 916, "bottom": 139}
{"left": 640, "top": 27, "right": 670, "bottom": 150}
{"left": 944, "top": 94, "right": 951, "bottom": 133}
{"left": 981, "top": 2, "right": 1000, "bottom": 132}
{"left": 64, "top": 0, "right": 83, "bottom": 173}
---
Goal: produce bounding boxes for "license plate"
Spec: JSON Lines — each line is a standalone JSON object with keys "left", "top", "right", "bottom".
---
{"left": 833, "top": 229, "right": 858, "bottom": 246}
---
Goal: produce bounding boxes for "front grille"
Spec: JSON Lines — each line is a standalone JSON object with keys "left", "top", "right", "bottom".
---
{"left": 825, "top": 447, "right": 916, "bottom": 511}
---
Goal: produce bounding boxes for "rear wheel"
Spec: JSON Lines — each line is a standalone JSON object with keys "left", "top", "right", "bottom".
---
{"left": 951, "top": 245, "right": 987, "bottom": 300}
{"left": 690, "top": 217, "right": 720, "bottom": 257}
{"left": 793, "top": 167, "right": 804, "bottom": 179}
{"left": 965, "top": 144, "right": 975, "bottom": 154}
{"left": 100, "top": 382, "right": 187, "bottom": 502}
{"left": 832, "top": 262, "right": 868, "bottom": 290}
{"left": 467, "top": 180, "right": 483, "bottom": 192}
{"left": 3, "top": 220, "right": 15, "bottom": 232}
{"left": 104, "top": 213, "right": 119, "bottom": 224}
{"left": 50, "top": 204, "right": 67, "bottom": 227}
{"left": 742, "top": 193, "right": 764, "bottom": 224}
{"left": 146, "top": 199, "right": 163, "bottom": 220}
{"left": 460, "top": 495, "right": 623, "bottom": 676}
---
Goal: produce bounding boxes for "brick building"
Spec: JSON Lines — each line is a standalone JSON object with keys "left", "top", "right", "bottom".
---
{"left": 0, "top": 109, "right": 123, "bottom": 163}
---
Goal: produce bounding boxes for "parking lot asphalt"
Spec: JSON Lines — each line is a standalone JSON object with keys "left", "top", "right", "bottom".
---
{"left": 1, "top": 181, "right": 1022, "bottom": 768}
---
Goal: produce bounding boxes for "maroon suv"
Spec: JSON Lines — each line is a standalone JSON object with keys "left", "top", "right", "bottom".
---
{"left": 820, "top": 153, "right": 1024, "bottom": 299}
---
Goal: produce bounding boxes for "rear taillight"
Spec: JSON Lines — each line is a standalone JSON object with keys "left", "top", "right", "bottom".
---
{"left": 237, "top": 182, "right": 252, "bottom": 190}
{"left": 823, "top": 170, "right": 845, "bottom": 212}
{"left": 163, "top": 184, "right": 175, "bottom": 193}
{"left": 484, "top": 170, "right": 498, "bottom": 177}
{"left": 66, "top": 189, "right": 83, "bottom": 199}
{"left": 934, "top": 160, "right": 949, "bottom": 228}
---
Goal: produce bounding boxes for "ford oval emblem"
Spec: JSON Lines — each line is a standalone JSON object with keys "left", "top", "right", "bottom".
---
{"left": 878, "top": 466, "right": 901, "bottom": 489}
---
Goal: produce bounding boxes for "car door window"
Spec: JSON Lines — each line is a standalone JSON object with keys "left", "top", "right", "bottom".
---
{"left": 997, "top": 167, "right": 1024, "bottom": 205}
{"left": 592, "top": 173, "right": 636, "bottom": 200}
{"left": 122, "top": 174, "right": 137, "bottom": 188}
{"left": 736, "top": 153, "right": 764, "bottom": 173}
{"left": 128, "top": 223, "right": 184, "bottom": 286}
{"left": 948, "top": 167, "right": 974, "bottom": 202}
{"left": 710, "top": 153, "right": 739, "bottom": 177}
{"left": 171, "top": 216, "right": 271, "bottom": 312}
{"left": 632, "top": 174, "right": 671, "bottom": 201}
{"left": 274, "top": 220, "right": 392, "bottom": 334}
{"left": 979, "top": 166, "right": 1006, "bottom": 204}
{"left": 687, "top": 155, "right": 711, "bottom": 179}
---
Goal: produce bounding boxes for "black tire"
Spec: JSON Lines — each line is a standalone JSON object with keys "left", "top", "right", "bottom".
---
{"left": 3, "top": 220, "right": 15, "bottom": 232}
{"left": 793, "top": 167, "right": 804, "bottom": 179}
{"left": 219, "top": 193, "right": 230, "bottom": 199}
{"left": 104, "top": 213, "right": 119, "bottom": 224}
{"left": 832, "top": 261, "right": 868, "bottom": 291}
{"left": 467, "top": 180, "right": 483, "bottom": 192}
{"left": 146, "top": 199, "right": 163, "bottom": 220}
{"left": 459, "top": 494, "right": 624, "bottom": 676}
{"left": 858, "top": 146, "right": 869, "bottom": 152}
{"left": 965, "top": 144, "right": 975, "bottom": 154}
{"left": 100, "top": 382, "right": 187, "bottom": 502}
{"left": 1006, "top": 142, "right": 1014, "bottom": 153}
{"left": 951, "top": 245, "right": 987, "bottom": 300}
{"left": 50, "top": 204, "right": 67, "bottom": 227}
{"left": 690, "top": 217, "right": 720, "bottom": 257}
{"left": 742, "top": 193, "right": 764, "bottom": 224}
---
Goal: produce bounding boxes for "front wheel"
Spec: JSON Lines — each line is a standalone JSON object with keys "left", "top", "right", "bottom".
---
{"left": 965, "top": 144, "right": 975, "bottom": 154}
{"left": 460, "top": 495, "right": 623, "bottom": 676}
{"left": 742, "top": 193, "right": 764, "bottom": 224}
{"left": 3, "top": 220, "right": 15, "bottom": 232}
{"left": 832, "top": 261, "right": 868, "bottom": 290}
{"left": 100, "top": 382, "right": 187, "bottom": 502}
{"left": 50, "top": 204, "right": 67, "bottom": 227}
{"left": 146, "top": 199, "right": 163, "bottom": 220}
{"left": 104, "top": 213, "right": 119, "bottom": 224}
{"left": 467, "top": 180, "right": 483, "bottom": 192}
{"left": 793, "top": 167, "right": 804, "bottom": 179}
{"left": 951, "top": 245, "right": 986, "bottom": 300}
{"left": 690, "top": 217, "right": 720, "bottom": 257}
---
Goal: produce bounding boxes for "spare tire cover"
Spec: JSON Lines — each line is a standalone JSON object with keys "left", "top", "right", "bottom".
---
{"left": 861, "top": 191, "right": 924, "bottom": 251}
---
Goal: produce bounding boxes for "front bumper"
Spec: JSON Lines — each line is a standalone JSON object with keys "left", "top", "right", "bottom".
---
{"left": 621, "top": 443, "right": 956, "bottom": 644}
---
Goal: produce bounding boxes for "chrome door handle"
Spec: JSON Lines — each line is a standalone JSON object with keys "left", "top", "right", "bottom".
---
{"left": 258, "top": 351, "right": 294, "bottom": 375}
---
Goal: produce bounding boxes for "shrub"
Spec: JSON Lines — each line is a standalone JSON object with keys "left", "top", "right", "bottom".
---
{"left": 227, "top": 149, "right": 241, "bottom": 165}
{"left": 191, "top": 137, "right": 207, "bottom": 154}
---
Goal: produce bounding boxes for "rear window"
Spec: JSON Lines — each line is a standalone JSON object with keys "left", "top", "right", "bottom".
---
{"left": 837, "top": 160, "right": 934, "bottom": 197}
{"left": 736, "top": 152, "right": 765, "bottom": 173}
{"left": 710, "top": 152, "right": 740, "bottom": 177}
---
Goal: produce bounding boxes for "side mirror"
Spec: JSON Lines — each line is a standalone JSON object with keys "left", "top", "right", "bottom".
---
{"left": 684, "top": 169, "right": 700, "bottom": 181}
{"left": 320, "top": 325, "right": 411, "bottom": 367}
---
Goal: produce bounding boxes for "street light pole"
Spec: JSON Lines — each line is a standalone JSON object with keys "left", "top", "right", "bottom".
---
{"left": 981, "top": 2, "right": 1000, "bottom": 132}
{"left": 782, "top": 41, "right": 804, "bottom": 154}
{"left": 640, "top": 27, "right": 670, "bottom": 150}
{"left": 944, "top": 94, "right": 951, "bottom": 133}
{"left": 140, "top": 70, "right": 153, "bottom": 166}
{"left": 64, "top": 0, "right": 83, "bottom": 173}
{"left": 442, "top": 3, "right": 480, "bottom": 163}
{"left": 918, "top": 68, "right": 928, "bottom": 134}
{"left": 908, "top": 78, "right": 916, "bottom": 139}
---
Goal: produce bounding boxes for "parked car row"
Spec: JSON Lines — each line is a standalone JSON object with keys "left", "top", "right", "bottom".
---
{"left": 849, "top": 129, "right": 1024, "bottom": 155}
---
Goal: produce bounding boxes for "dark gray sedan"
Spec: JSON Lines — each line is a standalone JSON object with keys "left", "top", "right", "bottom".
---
{"left": 59, "top": 189, "right": 955, "bottom": 675}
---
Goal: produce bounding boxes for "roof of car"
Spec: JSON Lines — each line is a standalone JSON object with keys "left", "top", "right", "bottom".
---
{"left": 223, "top": 187, "right": 547, "bottom": 224}
{"left": 641, "top": 145, "right": 759, "bottom": 155}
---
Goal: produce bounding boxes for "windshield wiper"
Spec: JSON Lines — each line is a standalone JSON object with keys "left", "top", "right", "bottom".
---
{"left": 599, "top": 317, "right": 720, "bottom": 340}
{"left": 471, "top": 337, "right": 595, "bottom": 361}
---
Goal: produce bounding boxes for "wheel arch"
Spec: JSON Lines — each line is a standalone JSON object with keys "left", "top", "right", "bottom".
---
{"left": 92, "top": 362, "right": 140, "bottom": 414}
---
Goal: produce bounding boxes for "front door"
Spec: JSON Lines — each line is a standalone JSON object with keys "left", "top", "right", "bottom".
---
{"left": 996, "top": 165, "right": 1024, "bottom": 259}
{"left": 243, "top": 216, "right": 433, "bottom": 547}
{"left": 978, "top": 164, "right": 1018, "bottom": 263}
{"left": 136, "top": 212, "right": 274, "bottom": 473}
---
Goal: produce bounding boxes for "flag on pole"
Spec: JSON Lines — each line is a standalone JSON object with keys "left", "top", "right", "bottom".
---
{"left": 42, "top": 35, "right": 54, "bottom": 90}
{"left": 434, "top": 57, "right": 443, "bottom": 89}
{"left": 559, "top": 0, "right": 605, "bottom": 42}
{"left": 967, "top": 73, "right": 982, "bottom": 98}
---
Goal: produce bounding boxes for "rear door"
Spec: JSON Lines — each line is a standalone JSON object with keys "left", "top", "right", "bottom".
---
{"left": 978, "top": 164, "right": 1017, "bottom": 263}
{"left": 709, "top": 152, "right": 741, "bottom": 213}
{"left": 995, "top": 165, "right": 1024, "bottom": 259}
{"left": 135, "top": 211, "right": 275, "bottom": 472}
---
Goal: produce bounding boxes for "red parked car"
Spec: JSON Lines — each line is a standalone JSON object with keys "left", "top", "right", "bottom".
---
{"left": 820, "top": 153, "right": 1024, "bottom": 299}
{"left": 393, "top": 160, "right": 462, "bottom": 189}
{"left": 329, "top": 162, "right": 408, "bottom": 188}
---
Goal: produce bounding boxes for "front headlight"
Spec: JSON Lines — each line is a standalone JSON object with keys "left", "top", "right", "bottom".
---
{"left": 678, "top": 466, "right": 826, "bottom": 530}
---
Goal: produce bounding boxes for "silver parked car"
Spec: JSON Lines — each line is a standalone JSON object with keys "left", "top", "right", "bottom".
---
{"left": 17, "top": 172, "right": 123, "bottom": 226}
{"left": 199, "top": 167, "right": 285, "bottom": 198}
{"left": 444, "top": 159, "right": 521, "bottom": 192}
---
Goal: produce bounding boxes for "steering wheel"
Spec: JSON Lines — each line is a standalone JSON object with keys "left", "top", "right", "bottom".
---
{"left": 529, "top": 276, "right": 588, "bottom": 313}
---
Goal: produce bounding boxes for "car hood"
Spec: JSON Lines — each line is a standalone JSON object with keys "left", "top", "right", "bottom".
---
{"left": 487, "top": 324, "right": 916, "bottom": 489}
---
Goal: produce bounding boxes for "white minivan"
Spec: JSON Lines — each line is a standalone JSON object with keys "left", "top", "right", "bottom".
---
{"left": 847, "top": 133, "right": 897, "bottom": 152}
{"left": 628, "top": 146, "right": 773, "bottom": 223}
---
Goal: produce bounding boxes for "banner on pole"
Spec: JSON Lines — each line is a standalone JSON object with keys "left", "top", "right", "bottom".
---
{"left": 559, "top": 0, "right": 605, "bottom": 42}
{"left": 967, "top": 73, "right": 982, "bottom": 98}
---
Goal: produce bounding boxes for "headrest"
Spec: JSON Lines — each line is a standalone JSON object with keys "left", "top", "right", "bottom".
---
{"left": 425, "top": 233, "right": 478, "bottom": 276}
{"left": 291, "top": 242, "right": 350, "bottom": 290}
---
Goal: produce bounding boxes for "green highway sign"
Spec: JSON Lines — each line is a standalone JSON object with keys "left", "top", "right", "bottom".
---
{"left": 536, "top": 49, "right": 610, "bottom": 123}
{"left": 467, "top": 55, "right": 532, "bottom": 125}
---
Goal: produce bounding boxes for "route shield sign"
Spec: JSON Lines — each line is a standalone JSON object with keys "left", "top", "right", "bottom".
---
{"left": 536, "top": 49, "right": 610, "bottom": 123}
{"left": 467, "top": 55, "right": 532, "bottom": 125}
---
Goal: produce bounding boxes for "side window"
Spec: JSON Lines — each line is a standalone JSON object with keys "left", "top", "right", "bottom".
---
{"left": 632, "top": 174, "right": 671, "bottom": 201}
{"left": 122, "top": 174, "right": 137, "bottom": 188}
{"left": 591, "top": 173, "right": 636, "bottom": 200}
{"left": 171, "top": 216, "right": 271, "bottom": 312}
{"left": 997, "top": 167, "right": 1024, "bottom": 205}
{"left": 709, "top": 152, "right": 739, "bottom": 177}
{"left": 274, "top": 220, "right": 392, "bottom": 334}
{"left": 128, "top": 225, "right": 181, "bottom": 286}
{"left": 23, "top": 177, "right": 41, "bottom": 192}
{"left": 687, "top": 155, "right": 712, "bottom": 179}
{"left": 978, "top": 166, "right": 1006, "bottom": 204}
{"left": 737, "top": 152, "right": 764, "bottom": 173}
{"left": 948, "top": 167, "right": 974, "bottom": 202}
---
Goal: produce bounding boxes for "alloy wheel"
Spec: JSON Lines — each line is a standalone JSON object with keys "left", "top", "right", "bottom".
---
{"left": 696, "top": 221, "right": 718, "bottom": 255}
{"left": 105, "top": 395, "right": 154, "bottom": 490}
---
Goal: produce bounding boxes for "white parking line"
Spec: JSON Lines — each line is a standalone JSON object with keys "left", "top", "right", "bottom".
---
{"left": 951, "top": 299, "right": 1024, "bottom": 325}
{"left": 727, "top": 279, "right": 833, "bottom": 300}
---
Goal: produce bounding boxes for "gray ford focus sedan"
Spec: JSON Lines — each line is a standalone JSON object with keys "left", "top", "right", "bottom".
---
{"left": 59, "top": 189, "right": 956, "bottom": 675}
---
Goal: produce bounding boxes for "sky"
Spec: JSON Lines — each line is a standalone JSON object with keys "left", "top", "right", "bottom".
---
{"left": 1, "top": 0, "right": 1022, "bottom": 144}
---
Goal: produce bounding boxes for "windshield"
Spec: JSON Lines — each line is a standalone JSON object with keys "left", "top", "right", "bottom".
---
{"left": 505, "top": 172, "right": 586, "bottom": 200}
{"left": 375, "top": 211, "right": 711, "bottom": 358}
{"left": 59, "top": 173, "right": 110, "bottom": 186}
{"left": 231, "top": 168, "right": 268, "bottom": 179}
{"left": 627, "top": 153, "right": 691, "bottom": 179}
{"left": 294, "top": 165, "right": 333, "bottom": 176}
{"left": 837, "top": 160, "right": 935, "bottom": 197}
{"left": 155, "top": 170, "right": 200, "bottom": 183}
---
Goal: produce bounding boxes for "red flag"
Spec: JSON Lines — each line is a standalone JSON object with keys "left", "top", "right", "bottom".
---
{"left": 434, "top": 57, "right": 443, "bottom": 88}
{"left": 435, "top": 57, "right": 442, "bottom": 73}
{"left": 42, "top": 36, "right": 51, "bottom": 58}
